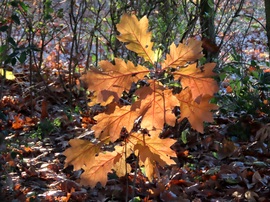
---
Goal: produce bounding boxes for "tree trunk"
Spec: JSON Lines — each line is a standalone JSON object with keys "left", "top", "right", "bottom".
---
{"left": 264, "top": 0, "right": 270, "bottom": 60}
{"left": 199, "top": 0, "right": 218, "bottom": 62}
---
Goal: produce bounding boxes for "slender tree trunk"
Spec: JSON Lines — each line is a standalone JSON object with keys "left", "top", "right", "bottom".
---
{"left": 264, "top": 0, "right": 270, "bottom": 60}
{"left": 199, "top": 0, "right": 218, "bottom": 62}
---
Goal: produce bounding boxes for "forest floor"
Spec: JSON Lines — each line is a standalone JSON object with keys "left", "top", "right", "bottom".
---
{"left": 0, "top": 89, "right": 270, "bottom": 202}
{"left": 1, "top": 1, "right": 270, "bottom": 202}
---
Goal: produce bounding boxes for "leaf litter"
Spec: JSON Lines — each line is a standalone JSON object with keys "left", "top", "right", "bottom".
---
{"left": 0, "top": 2, "right": 270, "bottom": 202}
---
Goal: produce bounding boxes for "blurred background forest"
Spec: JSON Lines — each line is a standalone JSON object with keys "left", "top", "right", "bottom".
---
{"left": 1, "top": 0, "right": 270, "bottom": 201}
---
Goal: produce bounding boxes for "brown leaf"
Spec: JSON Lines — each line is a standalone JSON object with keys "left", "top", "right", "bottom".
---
{"left": 57, "top": 180, "right": 81, "bottom": 193}
{"left": 202, "top": 37, "right": 220, "bottom": 54}
{"left": 113, "top": 144, "right": 133, "bottom": 177}
{"left": 80, "top": 151, "right": 120, "bottom": 188}
{"left": 117, "top": 14, "right": 155, "bottom": 63}
{"left": 176, "top": 88, "right": 218, "bottom": 133}
{"left": 217, "top": 139, "right": 236, "bottom": 160}
{"left": 162, "top": 38, "right": 203, "bottom": 69}
{"left": 63, "top": 139, "right": 101, "bottom": 170}
{"left": 41, "top": 99, "right": 49, "bottom": 120}
{"left": 92, "top": 104, "right": 139, "bottom": 142}
{"left": 83, "top": 58, "right": 149, "bottom": 104}
{"left": 174, "top": 63, "right": 219, "bottom": 99}
{"left": 12, "top": 114, "right": 24, "bottom": 129}
{"left": 255, "top": 123, "right": 270, "bottom": 142}
{"left": 130, "top": 133, "right": 176, "bottom": 181}
{"left": 134, "top": 80, "right": 179, "bottom": 134}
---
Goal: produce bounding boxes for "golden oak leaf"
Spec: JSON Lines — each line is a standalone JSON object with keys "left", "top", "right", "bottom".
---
{"left": 92, "top": 104, "right": 139, "bottom": 142}
{"left": 143, "top": 157, "right": 159, "bottom": 182}
{"left": 131, "top": 133, "right": 176, "bottom": 181}
{"left": 63, "top": 139, "right": 100, "bottom": 170}
{"left": 133, "top": 133, "right": 176, "bottom": 166}
{"left": 162, "top": 38, "right": 203, "bottom": 69}
{"left": 137, "top": 146, "right": 159, "bottom": 181}
{"left": 174, "top": 63, "right": 219, "bottom": 99}
{"left": 83, "top": 58, "right": 149, "bottom": 104}
{"left": 116, "top": 14, "right": 155, "bottom": 63}
{"left": 177, "top": 88, "right": 218, "bottom": 133}
{"left": 113, "top": 144, "right": 133, "bottom": 177}
{"left": 87, "top": 92, "right": 114, "bottom": 107}
{"left": 80, "top": 151, "right": 120, "bottom": 188}
{"left": 134, "top": 80, "right": 179, "bottom": 134}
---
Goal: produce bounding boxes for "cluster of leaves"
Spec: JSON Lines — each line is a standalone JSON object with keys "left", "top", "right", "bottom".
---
{"left": 218, "top": 50, "right": 270, "bottom": 116}
{"left": 0, "top": 1, "right": 29, "bottom": 68}
{"left": 65, "top": 14, "right": 219, "bottom": 188}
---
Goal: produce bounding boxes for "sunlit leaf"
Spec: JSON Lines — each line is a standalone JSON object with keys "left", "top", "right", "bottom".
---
{"left": 117, "top": 14, "right": 155, "bottom": 63}
{"left": 63, "top": 139, "right": 101, "bottom": 170}
{"left": 83, "top": 58, "right": 149, "bottom": 104}
{"left": 177, "top": 88, "right": 218, "bottom": 133}
{"left": 162, "top": 38, "right": 203, "bottom": 69}
{"left": 0, "top": 68, "right": 15, "bottom": 80}
{"left": 174, "top": 63, "right": 219, "bottom": 99}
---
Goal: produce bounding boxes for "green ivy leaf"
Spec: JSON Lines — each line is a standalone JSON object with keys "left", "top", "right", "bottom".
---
{"left": 181, "top": 129, "right": 188, "bottom": 144}
{"left": 8, "top": 37, "right": 17, "bottom": 47}
{"left": 18, "top": 52, "right": 27, "bottom": 64}
{"left": 0, "top": 45, "right": 8, "bottom": 54}
{"left": 18, "top": 1, "right": 29, "bottom": 12}
{"left": 11, "top": 14, "right": 20, "bottom": 25}
{"left": 0, "top": 25, "right": 9, "bottom": 32}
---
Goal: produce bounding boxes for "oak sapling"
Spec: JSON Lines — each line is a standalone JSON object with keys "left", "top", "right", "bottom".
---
{"left": 63, "top": 13, "right": 219, "bottom": 188}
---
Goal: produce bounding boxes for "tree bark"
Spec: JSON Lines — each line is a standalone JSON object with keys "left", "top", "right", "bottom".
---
{"left": 199, "top": 0, "right": 218, "bottom": 62}
{"left": 264, "top": 0, "right": 270, "bottom": 60}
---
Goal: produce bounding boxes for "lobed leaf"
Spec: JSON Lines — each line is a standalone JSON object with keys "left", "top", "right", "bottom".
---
{"left": 80, "top": 151, "right": 120, "bottom": 188}
{"left": 134, "top": 80, "right": 180, "bottom": 135}
{"left": 116, "top": 14, "right": 155, "bottom": 63}
{"left": 113, "top": 144, "right": 133, "bottom": 177}
{"left": 130, "top": 133, "right": 176, "bottom": 181}
{"left": 174, "top": 63, "right": 219, "bottom": 99}
{"left": 177, "top": 88, "right": 218, "bottom": 133}
{"left": 92, "top": 104, "right": 139, "bottom": 142}
{"left": 83, "top": 58, "right": 149, "bottom": 104}
{"left": 162, "top": 38, "right": 203, "bottom": 69}
{"left": 63, "top": 139, "right": 100, "bottom": 171}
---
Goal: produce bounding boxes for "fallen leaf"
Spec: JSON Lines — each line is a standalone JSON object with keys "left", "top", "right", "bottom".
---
{"left": 12, "top": 114, "right": 24, "bottom": 129}
{"left": 255, "top": 123, "right": 270, "bottom": 142}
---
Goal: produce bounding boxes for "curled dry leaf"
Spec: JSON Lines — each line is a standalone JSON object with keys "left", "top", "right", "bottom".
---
{"left": 12, "top": 114, "right": 24, "bottom": 129}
